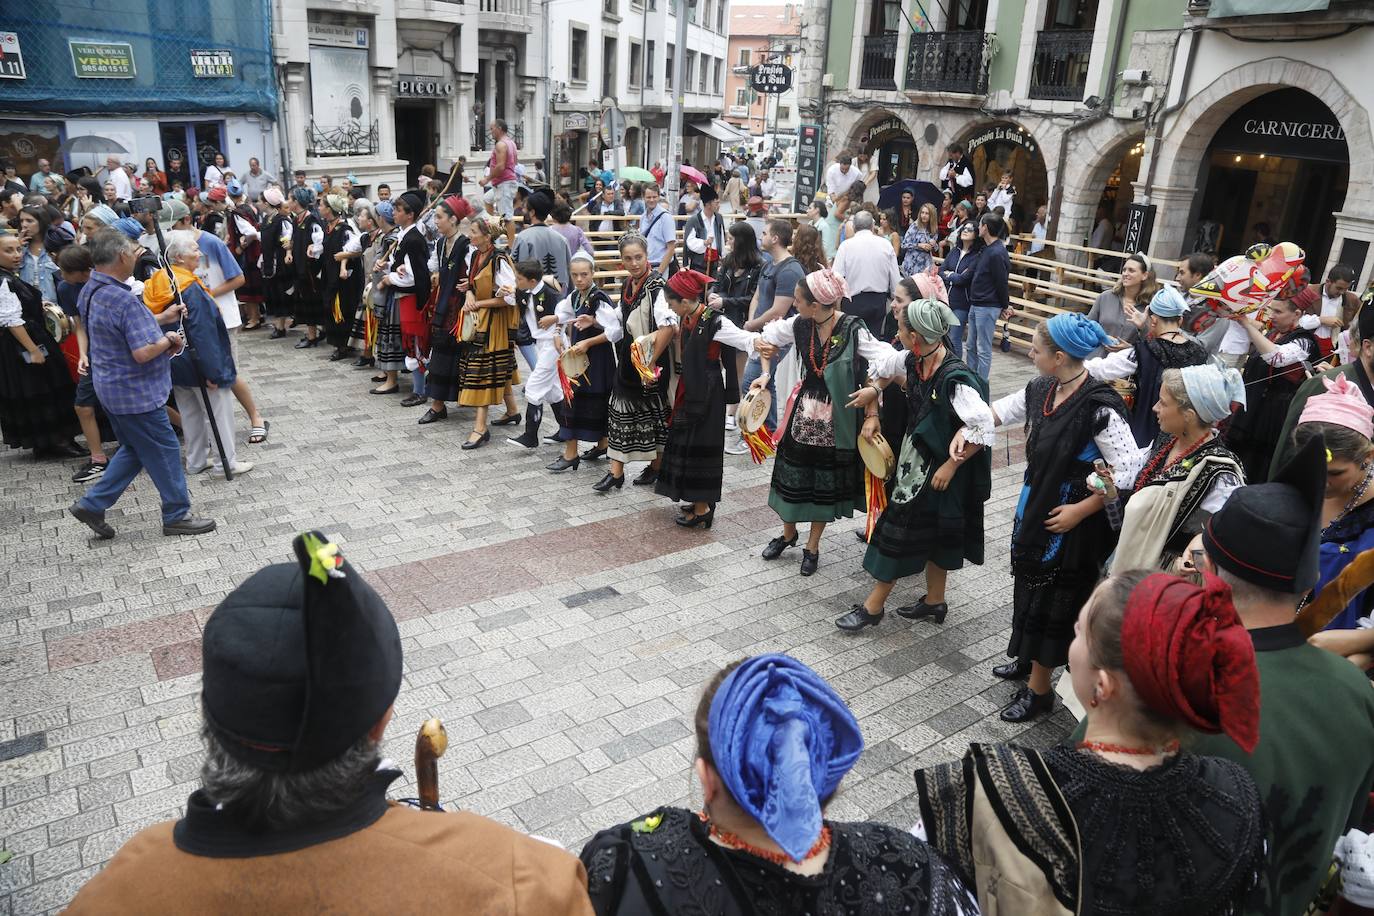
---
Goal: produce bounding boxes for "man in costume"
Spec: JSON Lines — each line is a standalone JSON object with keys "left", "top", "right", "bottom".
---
{"left": 65, "top": 532, "right": 594, "bottom": 915}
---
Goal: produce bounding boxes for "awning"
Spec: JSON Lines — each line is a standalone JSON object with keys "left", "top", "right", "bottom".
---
{"left": 689, "top": 118, "right": 752, "bottom": 144}
{"left": 1207, "top": 0, "right": 1327, "bottom": 15}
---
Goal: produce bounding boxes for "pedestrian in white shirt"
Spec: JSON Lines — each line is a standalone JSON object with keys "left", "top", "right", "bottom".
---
{"left": 987, "top": 170, "right": 1015, "bottom": 214}
{"left": 824, "top": 154, "right": 862, "bottom": 200}
{"left": 831, "top": 211, "right": 901, "bottom": 336}
{"left": 102, "top": 155, "right": 133, "bottom": 201}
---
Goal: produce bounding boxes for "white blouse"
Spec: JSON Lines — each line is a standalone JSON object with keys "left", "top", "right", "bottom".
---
{"left": 992, "top": 387, "right": 1139, "bottom": 489}
{"left": 867, "top": 347, "right": 996, "bottom": 447}
{"left": 1114, "top": 439, "right": 1243, "bottom": 514}
{"left": 760, "top": 315, "right": 898, "bottom": 369}
{"left": 233, "top": 214, "right": 259, "bottom": 242}
{"left": 0, "top": 277, "right": 23, "bottom": 328}
{"left": 555, "top": 293, "right": 624, "bottom": 345}
{"left": 465, "top": 248, "right": 516, "bottom": 305}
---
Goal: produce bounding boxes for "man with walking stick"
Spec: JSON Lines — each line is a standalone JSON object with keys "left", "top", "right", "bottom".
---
{"left": 68, "top": 229, "right": 216, "bottom": 539}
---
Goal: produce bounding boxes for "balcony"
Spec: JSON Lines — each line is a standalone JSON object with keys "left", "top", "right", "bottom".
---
{"left": 904, "top": 31, "right": 988, "bottom": 95}
{"left": 858, "top": 34, "right": 898, "bottom": 90}
{"left": 307, "top": 120, "right": 378, "bottom": 158}
{"left": 478, "top": 0, "right": 533, "bottom": 31}
{"left": 1028, "top": 29, "right": 1093, "bottom": 101}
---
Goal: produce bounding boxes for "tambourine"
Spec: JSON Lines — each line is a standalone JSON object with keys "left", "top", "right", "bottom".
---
{"left": 738, "top": 387, "right": 772, "bottom": 434}
{"left": 559, "top": 345, "right": 589, "bottom": 379}
{"left": 1108, "top": 377, "right": 1137, "bottom": 410}
{"left": 42, "top": 302, "right": 70, "bottom": 343}
{"left": 857, "top": 431, "right": 896, "bottom": 481}
{"left": 459, "top": 309, "right": 479, "bottom": 343}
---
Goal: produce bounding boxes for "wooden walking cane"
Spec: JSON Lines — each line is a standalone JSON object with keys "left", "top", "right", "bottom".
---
{"left": 414, "top": 718, "right": 448, "bottom": 811}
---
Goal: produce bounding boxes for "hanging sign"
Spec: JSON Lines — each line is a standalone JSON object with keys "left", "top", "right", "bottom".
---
{"left": 793, "top": 123, "right": 823, "bottom": 211}
{"left": 752, "top": 62, "right": 793, "bottom": 94}
{"left": 69, "top": 40, "right": 136, "bottom": 78}
{"left": 190, "top": 49, "right": 234, "bottom": 78}
{"left": 563, "top": 112, "right": 590, "bottom": 131}
{"left": 1122, "top": 203, "right": 1157, "bottom": 254}
{"left": 0, "top": 32, "right": 25, "bottom": 80}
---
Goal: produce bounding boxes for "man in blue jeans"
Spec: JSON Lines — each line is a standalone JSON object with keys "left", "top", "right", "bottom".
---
{"left": 727, "top": 219, "right": 804, "bottom": 454}
{"left": 965, "top": 212, "right": 1012, "bottom": 380}
{"left": 68, "top": 230, "right": 216, "bottom": 539}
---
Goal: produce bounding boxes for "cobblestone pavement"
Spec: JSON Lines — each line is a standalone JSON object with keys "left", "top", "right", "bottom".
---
{"left": 0, "top": 332, "right": 1065, "bottom": 914}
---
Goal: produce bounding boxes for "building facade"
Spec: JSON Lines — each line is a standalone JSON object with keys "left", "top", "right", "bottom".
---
{"left": 724, "top": 4, "right": 802, "bottom": 157}
{"left": 805, "top": 0, "right": 1374, "bottom": 284}
{"left": 545, "top": 0, "right": 735, "bottom": 195}
{"left": 0, "top": 0, "right": 277, "bottom": 187}
{"left": 274, "top": 0, "right": 548, "bottom": 194}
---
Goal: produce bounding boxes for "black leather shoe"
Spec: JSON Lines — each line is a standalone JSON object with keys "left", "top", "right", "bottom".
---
{"left": 492, "top": 412, "right": 522, "bottom": 426}
{"left": 854, "top": 529, "right": 868, "bottom": 544}
{"left": 352, "top": 356, "right": 375, "bottom": 368}
{"left": 328, "top": 348, "right": 350, "bottom": 361}
{"left": 547, "top": 455, "right": 580, "bottom": 472}
{"left": 896, "top": 596, "right": 949, "bottom": 624}
{"left": 675, "top": 505, "right": 715, "bottom": 529}
{"left": 581, "top": 445, "right": 608, "bottom": 461}
{"left": 761, "top": 534, "right": 798, "bottom": 560}
{"left": 1000, "top": 687, "right": 1054, "bottom": 723}
{"left": 992, "top": 659, "right": 1033, "bottom": 680}
{"left": 835, "top": 604, "right": 883, "bottom": 632}
{"left": 162, "top": 515, "right": 217, "bottom": 536}
{"left": 69, "top": 503, "right": 115, "bottom": 540}
{"left": 461, "top": 430, "right": 490, "bottom": 450}
{"left": 592, "top": 471, "right": 624, "bottom": 492}
{"left": 543, "top": 433, "right": 562, "bottom": 444}
{"left": 400, "top": 394, "right": 427, "bottom": 407}
{"left": 800, "top": 549, "right": 819, "bottom": 576}
{"left": 417, "top": 407, "right": 448, "bottom": 425}
{"left": 294, "top": 337, "right": 319, "bottom": 349}
{"left": 632, "top": 465, "right": 659, "bottom": 486}
{"left": 269, "top": 327, "right": 286, "bottom": 339}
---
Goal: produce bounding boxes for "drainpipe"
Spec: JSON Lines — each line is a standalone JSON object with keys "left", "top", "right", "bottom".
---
{"left": 1137, "top": 26, "right": 1198, "bottom": 205}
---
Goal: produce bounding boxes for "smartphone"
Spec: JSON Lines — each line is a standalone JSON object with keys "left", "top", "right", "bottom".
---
{"left": 20, "top": 345, "right": 48, "bottom": 364}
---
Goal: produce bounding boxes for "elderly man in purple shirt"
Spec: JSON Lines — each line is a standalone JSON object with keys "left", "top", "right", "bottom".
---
{"left": 68, "top": 230, "right": 216, "bottom": 539}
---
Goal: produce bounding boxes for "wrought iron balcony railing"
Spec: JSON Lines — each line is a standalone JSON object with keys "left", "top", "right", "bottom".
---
{"left": 307, "top": 120, "right": 378, "bottom": 157}
{"left": 858, "top": 34, "right": 899, "bottom": 90}
{"left": 904, "top": 30, "right": 989, "bottom": 95}
{"left": 1028, "top": 29, "right": 1094, "bottom": 101}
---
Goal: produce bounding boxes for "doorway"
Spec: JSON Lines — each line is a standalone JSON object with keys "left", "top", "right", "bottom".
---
{"left": 394, "top": 102, "right": 437, "bottom": 189}
{"left": 159, "top": 121, "right": 224, "bottom": 190}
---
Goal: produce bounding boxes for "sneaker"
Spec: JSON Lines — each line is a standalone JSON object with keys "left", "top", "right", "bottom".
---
{"left": 71, "top": 459, "right": 108, "bottom": 483}
{"left": 724, "top": 436, "right": 751, "bottom": 456}
{"left": 725, "top": 415, "right": 738, "bottom": 431}
{"left": 226, "top": 462, "right": 254, "bottom": 476}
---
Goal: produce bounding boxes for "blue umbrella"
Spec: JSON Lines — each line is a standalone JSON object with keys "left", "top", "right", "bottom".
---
{"left": 877, "top": 179, "right": 942, "bottom": 215}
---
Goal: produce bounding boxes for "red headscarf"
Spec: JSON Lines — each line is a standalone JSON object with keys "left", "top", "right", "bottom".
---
{"left": 443, "top": 195, "right": 473, "bottom": 220}
{"left": 1121, "top": 572, "right": 1260, "bottom": 752}
{"left": 667, "top": 268, "right": 713, "bottom": 302}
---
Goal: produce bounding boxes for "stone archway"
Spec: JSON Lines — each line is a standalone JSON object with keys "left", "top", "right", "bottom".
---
{"left": 1143, "top": 57, "right": 1373, "bottom": 260}
{"left": 953, "top": 118, "right": 1049, "bottom": 224}
{"left": 1056, "top": 126, "right": 1147, "bottom": 257}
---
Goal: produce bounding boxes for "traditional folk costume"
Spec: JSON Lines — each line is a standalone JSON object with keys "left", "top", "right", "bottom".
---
{"left": 425, "top": 229, "right": 471, "bottom": 404}
{"left": 510, "top": 279, "right": 564, "bottom": 446}
{"left": 994, "top": 315, "right": 1135, "bottom": 673}
{"left": 1109, "top": 363, "right": 1247, "bottom": 574}
{"left": 1225, "top": 320, "right": 1318, "bottom": 481}
{"left": 258, "top": 193, "right": 293, "bottom": 321}
{"left": 320, "top": 210, "right": 363, "bottom": 352}
{"left": 456, "top": 244, "right": 518, "bottom": 407}
{"left": 0, "top": 268, "right": 78, "bottom": 450}
{"left": 652, "top": 270, "right": 759, "bottom": 507}
{"left": 606, "top": 269, "right": 669, "bottom": 464}
{"left": 582, "top": 655, "right": 978, "bottom": 916}
{"left": 289, "top": 198, "right": 324, "bottom": 328}
{"left": 373, "top": 223, "right": 420, "bottom": 374}
{"left": 865, "top": 302, "right": 993, "bottom": 584}
{"left": 225, "top": 203, "right": 264, "bottom": 311}
{"left": 554, "top": 275, "right": 620, "bottom": 444}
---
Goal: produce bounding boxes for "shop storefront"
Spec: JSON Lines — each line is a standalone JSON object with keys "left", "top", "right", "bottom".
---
{"left": 964, "top": 121, "right": 1048, "bottom": 225}
{"left": 861, "top": 115, "right": 917, "bottom": 187}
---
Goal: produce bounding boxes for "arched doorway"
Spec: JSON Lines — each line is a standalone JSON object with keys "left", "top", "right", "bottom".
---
{"left": 1192, "top": 88, "right": 1349, "bottom": 265}
{"left": 963, "top": 121, "right": 1048, "bottom": 226}
{"left": 859, "top": 114, "right": 918, "bottom": 187}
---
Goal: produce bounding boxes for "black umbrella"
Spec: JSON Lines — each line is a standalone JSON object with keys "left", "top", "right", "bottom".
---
{"left": 55, "top": 135, "right": 130, "bottom": 159}
{"left": 877, "top": 179, "right": 942, "bottom": 216}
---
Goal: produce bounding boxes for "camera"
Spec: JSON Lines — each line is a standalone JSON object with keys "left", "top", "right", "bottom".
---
{"left": 128, "top": 195, "right": 162, "bottom": 214}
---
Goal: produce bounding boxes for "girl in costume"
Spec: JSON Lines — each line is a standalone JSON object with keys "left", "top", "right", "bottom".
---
{"left": 549, "top": 251, "right": 620, "bottom": 472}
{"left": 417, "top": 195, "right": 472, "bottom": 425}
{"left": 318, "top": 195, "right": 363, "bottom": 363}
{"left": 835, "top": 296, "right": 993, "bottom": 632}
{"left": 455, "top": 212, "right": 520, "bottom": 449}
{"left": 654, "top": 269, "right": 761, "bottom": 528}
{"left": 753, "top": 267, "right": 899, "bottom": 577}
{"left": 1102, "top": 364, "right": 1246, "bottom": 574}
{"left": 596, "top": 234, "right": 671, "bottom": 492}
{"left": 372, "top": 191, "right": 431, "bottom": 400}
{"left": 915, "top": 571, "right": 1265, "bottom": 916}
{"left": 966, "top": 312, "right": 1135, "bottom": 722}
{"left": 284, "top": 187, "right": 323, "bottom": 350}
{"left": 258, "top": 188, "right": 294, "bottom": 341}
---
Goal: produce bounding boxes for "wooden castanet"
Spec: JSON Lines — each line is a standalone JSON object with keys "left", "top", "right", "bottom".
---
{"left": 414, "top": 717, "right": 449, "bottom": 811}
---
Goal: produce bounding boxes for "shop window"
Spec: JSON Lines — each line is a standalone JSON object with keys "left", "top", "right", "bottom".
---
{"left": 570, "top": 27, "right": 588, "bottom": 84}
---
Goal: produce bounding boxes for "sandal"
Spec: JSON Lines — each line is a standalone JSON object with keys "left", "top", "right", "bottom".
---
{"left": 248, "top": 420, "right": 270, "bottom": 444}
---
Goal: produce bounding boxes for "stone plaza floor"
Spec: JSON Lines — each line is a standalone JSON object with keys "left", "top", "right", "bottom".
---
{"left": 0, "top": 333, "right": 1069, "bottom": 913}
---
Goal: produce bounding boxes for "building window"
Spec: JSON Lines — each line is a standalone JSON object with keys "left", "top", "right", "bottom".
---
{"left": 698, "top": 53, "right": 708, "bottom": 93}
{"left": 570, "top": 27, "right": 587, "bottom": 83}
{"left": 777, "top": 105, "right": 790, "bottom": 120}
{"left": 735, "top": 87, "right": 748, "bottom": 107}
{"left": 713, "top": 58, "right": 723, "bottom": 94}
{"left": 737, "top": 47, "right": 751, "bottom": 68}
{"left": 701, "top": 0, "right": 712, "bottom": 29}
{"left": 602, "top": 36, "right": 617, "bottom": 100}
{"left": 666, "top": 44, "right": 674, "bottom": 89}
{"left": 629, "top": 41, "right": 642, "bottom": 88}
{"left": 716, "top": 0, "right": 725, "bottom": 31}
{"left": 646, "top": 40, "right": 656, "bottom": 88}
{"left": 685, "top": 50, "right": 695, "bottom": 92}
{"left": 603, "top": 0, "right": 617, "bottom": 14}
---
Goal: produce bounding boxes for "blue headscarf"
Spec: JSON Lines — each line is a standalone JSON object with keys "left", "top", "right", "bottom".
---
{"left": 1149, "top": 285, "right": 1187, "bottom": 318}
{"left": 1046, "top": 312, "right": 1113, "bottom": 359}
{"left": 1180, "top": 362, "right": 1247, "bottom": 424}
{"left": 707, "top": 654, "right": 863, "bottom": 862}
{"left": 290, "top": 186, "right": 316, "bottom": 209}
{"left": 111, "top": 217, "right": 143, "bottom": 241}
{"left": 374, "top": 200, "right": 395, "bottom": 224}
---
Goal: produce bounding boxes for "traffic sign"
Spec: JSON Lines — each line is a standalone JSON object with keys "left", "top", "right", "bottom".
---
{"left": 751, "top": 63, "right": 793, "bottom": 94}
{"left": 600, "top": 105, "right": 626, "bottom": 147}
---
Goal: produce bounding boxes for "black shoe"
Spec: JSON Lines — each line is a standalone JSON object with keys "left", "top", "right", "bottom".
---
{"left": 581, "top": 445, "right": 608, "bottom": 461}
{"left": 800, "top": 549, "right": 819, "bottom": 576}
{"left": 508, "top": 407, "right": 543, "bottom": 448}
{"left": 835, "top": 604, "right": 883, "bottom": 632}
{"left": 38, "top": 441, "right": 86, "bottom": 459}
{"left": 543, "top": 433, "right": 562, "bottom": 444}
{"left": 418, "top": 407, "right": 448, "bottom": 425}
{"left": 162, "top": 515, "right": 217, "bottom": 536}
{"left": 675, "top": 505, "right": 715, "bottom": 529}
{"left": 69, "top": 503, "right": 115, "bottom": 539}
{"left": 593, "top": 471, "right": 624, "bottom": 492}
{"left": 352, "top": 356, "right": 375, "bottom": 369}
{"left": 328, "top": 347, "right": 350, "bottom": 361}
{"left": 399, "top": 394, "right": 427, "bottom": 407}
{"left": 896, "top": 596, "right": 949, "bottom": 624}
{"left": 269, "top": 328, "right": 287, "bottom": 339}
{"left": 632, "top": 465, "right": 659, "bottom": 486}
{"left": 992, "top": 659, "right": 1033, "bottom": 681}
{"left": 294, "top": 337, "right": 319, "bottom": 349}
{"left": 854, "top": 529, "right": 868, "bottom": 544}
{"left": 370, "top": 385, "right": 400, "bottom": 395}
{"left": 1000, "top": 687, "right": 1054, "bottom": 723}
{"left": 492, "top": 411, "right": 521, "bottom": 426}
{"left": 461, "top": 430, "right": 490, "bottom": 450}
{"left": 547, "top": 455, "right": 580, "bottom": 472}
{"left": 761, "top": 534, "right": 798, "bottom": 560}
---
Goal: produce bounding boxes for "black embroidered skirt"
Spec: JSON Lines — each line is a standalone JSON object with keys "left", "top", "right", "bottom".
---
{"left": 373, "top": 293, "right": 404, "bottom": 372}
{"left": 607, "top": 384, "right": 668, "bottom": 463}
{"left": 655, "top": 374, "right": 725, "bottom": 504}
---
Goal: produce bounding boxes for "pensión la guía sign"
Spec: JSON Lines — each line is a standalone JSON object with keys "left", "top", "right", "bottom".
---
{"left": 69, "top": 40, "right": 136, "bottom": 78}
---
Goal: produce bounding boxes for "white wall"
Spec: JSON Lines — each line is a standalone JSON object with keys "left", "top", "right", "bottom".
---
{"left": 58, "top": 116, "right": 278, "bottom": 178}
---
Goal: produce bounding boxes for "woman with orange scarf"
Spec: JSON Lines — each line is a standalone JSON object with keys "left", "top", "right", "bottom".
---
{"left": 148, "top": 231, "right": 248, "bottom": 477}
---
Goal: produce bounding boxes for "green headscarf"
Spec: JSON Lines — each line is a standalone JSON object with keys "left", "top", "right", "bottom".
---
{"left": 904, "top": 297, "right": 959, "bottom": 344}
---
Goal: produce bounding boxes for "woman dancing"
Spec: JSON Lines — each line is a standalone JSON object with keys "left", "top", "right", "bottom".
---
{"left": 455, "top": 212, "right": 520, "bottom": 449}
{"left": 549, "top": 251, "right": 620, "bottom": 472}
{"left": 418, "top": 195, "right": 472, "bottom": 425}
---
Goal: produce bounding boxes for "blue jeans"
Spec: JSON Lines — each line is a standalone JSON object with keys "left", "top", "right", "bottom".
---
{"left": 965, "top": 305, "right": 1000, "bottom": 381}
{"left": 948, "top": 309, "right": 968, "bottom": 363}
{"left": 78, "top": 408, "right": 191, "bottom": 524}
{"left": 742, "top": 343, "right": 792, "bottom": 431}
